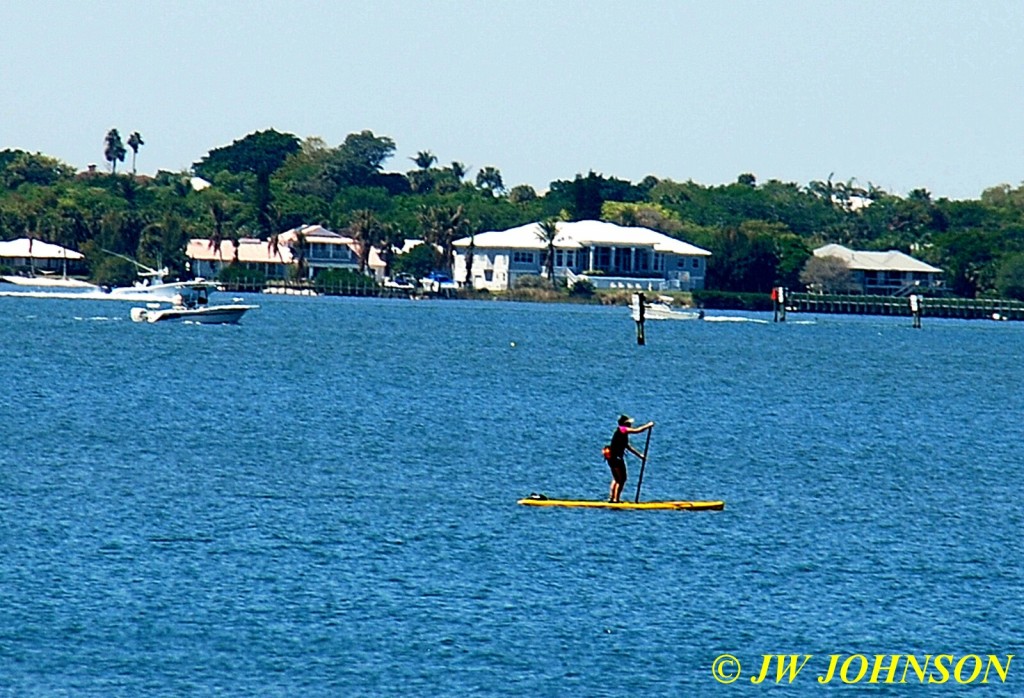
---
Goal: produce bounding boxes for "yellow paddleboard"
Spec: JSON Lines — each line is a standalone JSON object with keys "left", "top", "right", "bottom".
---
{"left": 517, "top": 496, "right": 724, "bottom": 511}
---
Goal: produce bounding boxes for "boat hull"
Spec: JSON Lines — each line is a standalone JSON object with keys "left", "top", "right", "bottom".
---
{"left": 130, "top": 304, "right": 258, "bottom": 324}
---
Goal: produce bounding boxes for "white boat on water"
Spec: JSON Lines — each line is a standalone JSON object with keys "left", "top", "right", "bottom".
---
{"left": 630, "top": 294, "right": 703, "bottom": 321}
{"left": 120, "top": 266, "right": 257, "bottom": 324}
{"left": 130, "top": 300, "right": 257, "bottom": 324}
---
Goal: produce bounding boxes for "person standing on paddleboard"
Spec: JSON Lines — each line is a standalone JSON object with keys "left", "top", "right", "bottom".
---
{"left": 606, "top": 414, "right": 655, "bottom": 502}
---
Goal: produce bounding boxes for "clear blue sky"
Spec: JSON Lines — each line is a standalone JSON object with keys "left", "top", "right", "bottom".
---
{"left": 3, "top": 1, "right": 1023, "bottom": 200}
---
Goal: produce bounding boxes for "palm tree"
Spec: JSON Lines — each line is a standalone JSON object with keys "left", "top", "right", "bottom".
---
{"left": 450, "top": 207, "right": 473, "bottom": 273}
{"left": 450, "top": 161, "right": 468, "bottom": 181}
{"left": 476, "top": 166, "right": 504, "bottom": 194}
{"left": 287, "top": 228, "right": 309, "bottom": 281}
{"left": 535, "top": 218, "right": 559, "bottom": 285}
{"left": 411, "top": 150, "right": 437, "bottom": 170}
{"left": 464, "top": 233, "right": 476, "bottom": 287}
{"left": 268, "top": 233, "right": 282, "bottom": 260}
{"left": 375, "top": 222, "right": 406, "bottom": 279}
{"left": 136, "top": 221, "right": 166, "bottom": 272}
{"left": 808, "top": 172, "right": 837, "bottom": 206}
{"left": 127, "top": 132, "right": 144, "bottom": 174}
{"left": 104, "top": 129, "right": 126, "bottom": 174}
{"left": 348, "top": 209, "right": 384, "bottom": 274}
{"left": 206, "top": 198, "right": 229, "bottom": 273}
{"left": 418, "top": 204, "right": 471, "bottom": 273}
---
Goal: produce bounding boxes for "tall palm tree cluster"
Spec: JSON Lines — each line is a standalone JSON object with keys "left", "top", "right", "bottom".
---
{"left": 346, "top": 209, "right": 406, "bottom": 279}
{"left": 416, "top": 204, "right": 472, "bottom": 273}
{"left": 105, "top": 128, "right": 144, "bottom": 174}
{"left": 406, "top": 149, "right": 475, "bottom": 195}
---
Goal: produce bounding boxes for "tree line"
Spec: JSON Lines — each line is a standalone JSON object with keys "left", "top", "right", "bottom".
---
{"left": 3, "top": 127, "right": 1024, "bottom": 298}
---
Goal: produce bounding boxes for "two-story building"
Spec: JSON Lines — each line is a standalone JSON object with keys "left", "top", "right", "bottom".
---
{"left": 452, "top": 220, "right": 711, "bottom": 291}
{"left": 187, "top": 224, "right": 360, "bottom": 280}
{"left": 813, "top": 244, "right": 943, "bottom": 295}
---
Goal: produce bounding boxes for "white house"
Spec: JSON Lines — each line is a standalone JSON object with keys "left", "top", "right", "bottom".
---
{"left": 813, "top": 243, "right": 943, "bottom": 295}
{"left": 452, "top": 220, "right": 711, "bottom": 292}
{"left": 187, "top": 224, "right": 360, "bottom": 280}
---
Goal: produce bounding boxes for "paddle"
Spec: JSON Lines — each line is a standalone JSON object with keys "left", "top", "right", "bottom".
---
{"left": 634, "top": 425, "right": 653, "bottom": 503}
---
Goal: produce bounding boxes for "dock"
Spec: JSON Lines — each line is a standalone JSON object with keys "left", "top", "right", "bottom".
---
{"left": 788, "top": 293, "right": 1024, "bottom": 321}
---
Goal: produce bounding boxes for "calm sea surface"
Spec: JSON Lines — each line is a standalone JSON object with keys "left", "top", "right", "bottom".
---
{"left": 0, "top": 294, "right": 1021, "bottom": 696}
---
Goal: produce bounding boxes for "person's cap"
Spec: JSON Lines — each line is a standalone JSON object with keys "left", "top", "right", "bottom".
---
{"left": 618, "top": 414, "right": 634, "bottom": 426}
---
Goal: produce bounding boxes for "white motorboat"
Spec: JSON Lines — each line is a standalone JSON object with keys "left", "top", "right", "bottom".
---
{"left": 630, "top": 294, "right": 703, "bottom": 321}
{"left": 130, "top": 301, "right": 258, "bottom": 324}
{"left": 127, "top": 264, "right": 257, "bottom": 323}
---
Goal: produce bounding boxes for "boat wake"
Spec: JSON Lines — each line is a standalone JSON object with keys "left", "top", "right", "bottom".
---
{"left": 703, "top": 316, "right": 771, "bottom": 324}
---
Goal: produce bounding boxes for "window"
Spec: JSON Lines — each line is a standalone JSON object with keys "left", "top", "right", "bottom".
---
{"left": 512, "top": 251, "right": 535, "bottom": 264}
{"left": 555, "top": 250, "right": 564, "bottom": 267}
{"left": 692, "top": 258, "right": 700, "bottom": 268}
{"left": 615, "top": 248, "right": 631, "bottom": 272}
{"left": 595, "top": 247, "right": 611, "bottom": 269}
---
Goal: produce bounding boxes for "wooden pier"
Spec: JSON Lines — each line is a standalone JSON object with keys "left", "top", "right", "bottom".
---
{"left": 789, "top": 293, "right": 1024, "bottom": 321}
{"left": 219, "top": 278, "right": 418, "bottom": 299}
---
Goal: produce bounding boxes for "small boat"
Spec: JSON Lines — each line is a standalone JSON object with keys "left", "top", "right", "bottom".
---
{"left": 517, "top": 494, "right": 724, "bottom": 511}
{"left": 630, "top": 294, "right": 703, "bottom": 321}
{"left": 130, "top": 302, "right": 258, "bottom": 324}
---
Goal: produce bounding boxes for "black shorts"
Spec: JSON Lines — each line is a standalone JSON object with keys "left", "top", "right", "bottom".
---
{"left": 609, "top": 457, "right": 627, "bottom": 485}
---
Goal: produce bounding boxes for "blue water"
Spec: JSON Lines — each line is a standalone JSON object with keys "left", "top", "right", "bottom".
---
{"left": 0, "top": 295, "right": 1021, "bottom": 696}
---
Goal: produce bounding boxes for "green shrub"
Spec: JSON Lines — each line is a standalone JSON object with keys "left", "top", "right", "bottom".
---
{"left": 996, "top": 253, "right": 1024, "bottom": 300}
{"left": 514, "top": 274, "right": 548, "bottom": 289}
{"left": 217, "top": 264, "right": 265, "bottom": 286}
{"left": 570, "top": 278, "right": 595, "bottom": 297}
{"left": 693, "top": 289, "right": 772, "bottom": 311}
{"left": 392, "top": 244, "right": 435, "bottom": 280}
{"left": 313, "top": 268, "right": 377, "bottom": 294}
